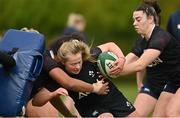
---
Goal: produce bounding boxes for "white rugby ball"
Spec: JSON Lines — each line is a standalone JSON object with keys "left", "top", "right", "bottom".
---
{"left": 97, "top": 51, "right": 118, "bottom": 78}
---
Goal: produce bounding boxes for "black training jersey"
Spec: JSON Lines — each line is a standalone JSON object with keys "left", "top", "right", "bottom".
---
{"left": 30, "top": 50, "right": 60, "bottom": 97}
{"left": 31, "top": 47, "right": 102, "bottom": 97}
{"left": 43, "top": 47, "right": 132, "bottom": 116}
{"left": 131, "top": 36, "right": 167, "bottom": 89}
{"left": 131, "top": 26, "right": 180, "bottom": 84}
{"left": 67, "top": 61, "right": 121, "bottom": 109}
{"left": 60, "top": 60, "right": 128, "bottom": 116}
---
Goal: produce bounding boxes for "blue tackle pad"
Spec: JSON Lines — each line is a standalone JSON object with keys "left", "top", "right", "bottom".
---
{"left": 0, "top": 29, "right": 45, "bottom": 116}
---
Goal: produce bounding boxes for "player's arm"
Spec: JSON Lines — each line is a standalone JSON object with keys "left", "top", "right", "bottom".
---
{"left": 119, "top": 49, "right": 160, "bottom": 75}
{"left": 49, "top": 67, "right": 109, "bottom": 95}
{"left": 97, "top": 42, "right": 126, "bottom": 74}
{"left": 44, "top": 53, "right": 109, "bottom": 95}
{"left": 125, "top": 52, "right": 146, "bottom": 90}
{"left": 109, "top": 52, "right": 139, "bottom": 76}
{"left": 125, "top": 52, "right": 139, "bottom": 65}
{"left": 32, "top": 87, "right": 68, "bottom": 106}
{"left": 136, "top": 69, "right": 146, "bottom": 91}
{"left": 97, "top": 42, "right": 125, "bottom": 58}
{"left": 125, "top": 52, "right": 146, "bottom": 89}
{"left": 50, "top": 96, "right": 77, "bottom": 117}
{"left": 32, "top": 88, "right": 76, "bottom": 117}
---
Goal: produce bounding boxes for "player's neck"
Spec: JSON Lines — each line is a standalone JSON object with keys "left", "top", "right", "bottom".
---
{"left": 144, "top": 24, "right": 155, "bottom": 40}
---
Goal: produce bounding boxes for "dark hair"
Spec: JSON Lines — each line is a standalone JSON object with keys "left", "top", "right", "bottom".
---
{"left": 143, "top": 0, "right": 161, "bottom": 25}
{"left": 143, "top": 0, "right": 161, "bottom": 14}
{"left": 135, "top": 3, "right": 158, "bottom": 25}
{"left": 48, "top": 32, "right": 86, "bottom": 55}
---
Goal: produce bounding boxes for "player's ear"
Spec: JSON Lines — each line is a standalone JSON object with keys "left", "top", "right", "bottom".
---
{"left": 147, "top": 15, "right": 154, "bottom": 24}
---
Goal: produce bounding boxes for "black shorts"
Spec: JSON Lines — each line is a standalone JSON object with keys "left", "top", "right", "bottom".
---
{"left": 76, "top": 90, "right": 135, "bottom": 117}
{"left": 163, "top": 71, "right": 180, "bottom": 93}
{"left": 140, "top": 81, "right": 164, "bottom": 99}
{"left": 163, "top": 80, "right": 180, "bottom": 93}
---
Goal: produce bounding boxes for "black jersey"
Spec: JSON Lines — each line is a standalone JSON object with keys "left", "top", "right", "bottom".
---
{"left": 45, "top": 47, "right": 125, "bottom": 106}
{"left": 131, "top": 26, "right": 180, "bottom": 85}
{"left": 44, "top": 47, "right": 135, "bottom": 117}
{"left": 67, "top": 61, "right": 135, "bottom": 117}
{"left": 30, "top": 47, "right": 101, "bottom": 97}
{"left": 67, "top": 61, "right": 121, "bottom": 107}
{"left": 30, "top": 50, "right": 61, "bottom": 97}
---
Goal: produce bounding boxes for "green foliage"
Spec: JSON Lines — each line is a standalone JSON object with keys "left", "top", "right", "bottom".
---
{"left": 0, "top": 0, "right": 178, "bottom": 41}
{"left": 0, "top": 0, "right": 179, "bottom": 83}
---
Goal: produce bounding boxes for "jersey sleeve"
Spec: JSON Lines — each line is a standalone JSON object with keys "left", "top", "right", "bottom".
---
{"left": 43, "top": 50, "right": 59, "bottom": 73}
{"left": 131, "top": 38, "right": 144, "bottom": 57}
{"left": 90, "top": 47, "right": 102, "bottom": 59}
{"left": 148, "top": 31, "right": 170, "bottom": 52}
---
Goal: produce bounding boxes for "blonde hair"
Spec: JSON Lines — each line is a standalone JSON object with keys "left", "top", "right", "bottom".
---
{"left": 67, "top": 13, "right": 85, "bottom": 27}
{"left": 57, "top": 40, "right": 94, "bottom": 62}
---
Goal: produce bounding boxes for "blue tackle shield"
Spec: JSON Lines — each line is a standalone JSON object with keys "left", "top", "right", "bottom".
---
{"left": 0, "top": 29, "right": 45, "bottom": 116}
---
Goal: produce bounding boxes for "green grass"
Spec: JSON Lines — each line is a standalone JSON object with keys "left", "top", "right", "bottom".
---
{"left": 111, "top": 77, "right": 138, "bottom": 103}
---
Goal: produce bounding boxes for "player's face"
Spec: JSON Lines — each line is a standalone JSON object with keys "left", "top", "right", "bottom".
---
{"left": 133, "top": 11, "right": 149, "bottom": 35}
{"left": 76, "top": 20, "right": 86, "bottom": 32}
{"left": 64, "top": 52, "right": 83, "bottom": 74}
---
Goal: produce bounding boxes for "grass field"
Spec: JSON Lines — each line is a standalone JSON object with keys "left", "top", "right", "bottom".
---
{"left": 111, "top": 76, "right": 138, "bottom": 103}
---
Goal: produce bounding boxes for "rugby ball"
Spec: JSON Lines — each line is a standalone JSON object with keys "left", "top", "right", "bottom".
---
{"left": 97, "top": 51, "right": 118, "bottom": 78}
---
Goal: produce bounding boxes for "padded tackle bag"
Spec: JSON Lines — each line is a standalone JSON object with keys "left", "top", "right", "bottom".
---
{"left": 0, "top": 29, "right": 45, "bottom": 116}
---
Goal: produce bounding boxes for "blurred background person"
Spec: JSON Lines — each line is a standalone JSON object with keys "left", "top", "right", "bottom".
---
{"left": 167, "top": 9, "right": 180, "bottom": 42}
{"left": 63, "top": 12, "right": 88, "bottom": 44}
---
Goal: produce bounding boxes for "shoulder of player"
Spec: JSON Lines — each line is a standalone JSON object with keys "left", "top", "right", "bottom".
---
{"left": 152, "top": 26, "right": 171, "bottom": 40}
{"left": 42, "top": 50, "right": 62, "bottom": 73}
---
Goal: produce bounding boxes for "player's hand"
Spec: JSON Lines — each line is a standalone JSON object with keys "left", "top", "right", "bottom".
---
{"left": 54, "top": 87, "right": 68, "bottom": 97}
{"left": 92, "top": 79, "right": 109, "bottom": 95}
{"left": 97, "top": 71, "right": 106, "bottom": 79}
{"left": 109, "top": 57, "right": 125, "bottom": 76}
